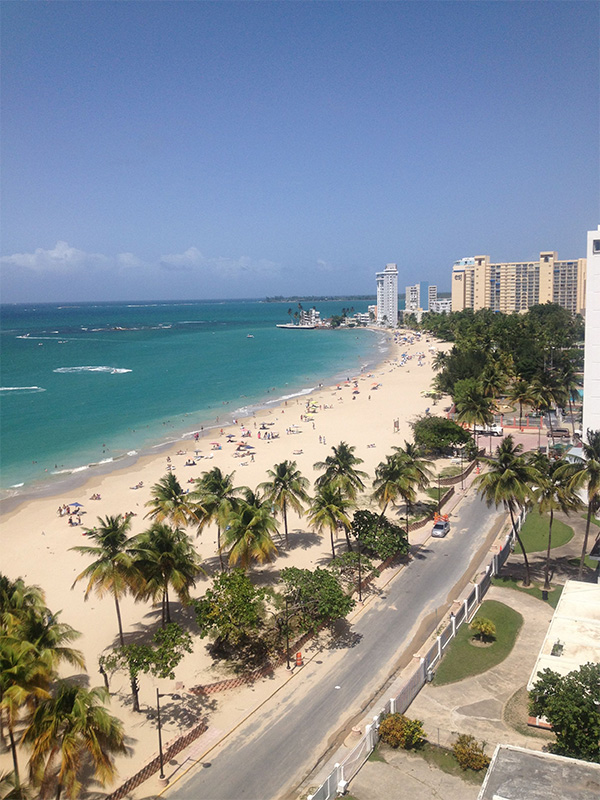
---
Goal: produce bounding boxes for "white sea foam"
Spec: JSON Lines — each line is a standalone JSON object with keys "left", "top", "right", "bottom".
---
{"left": 53, "top": 366, "right": 132, "bottom": 375}
{"left": 0, "top": 386, "right": 46, "bottom": 393}
{"left": 51, "top": 465, "right": 90, "bottom": 475}
{"left": 264, "top": 386, "right": 316, "bottom": 405}
{"left": 10, "top": 483, "right": 24, "bottom": 488}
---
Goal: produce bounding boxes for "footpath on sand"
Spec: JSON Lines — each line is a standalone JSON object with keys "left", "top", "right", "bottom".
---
{"left": 129, "top": 464, "right": 501, "bottom": 799}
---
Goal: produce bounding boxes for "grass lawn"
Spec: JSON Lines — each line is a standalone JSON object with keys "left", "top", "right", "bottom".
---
{"left": 513, "top": 509, "right": 573, "bottom": 554}
{"left": 491, "top": 575, "right": 564, "bottom": 609}
{"left": 568, "top": 556, "right": 599, "bottom": 571}
{"left": 432, "top": 600, "right": 523, "bottom": 686}
{"left": 372, "top": 742, "right": 485, "bottom": 786}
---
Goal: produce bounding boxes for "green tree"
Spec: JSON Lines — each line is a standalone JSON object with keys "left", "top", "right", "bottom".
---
{"left": 221, "top": 493, "right": 278, "bottom": 569}
{"left": 0, "top": 576, "right": 45, "bottom": 634}
{"left": 411, "top": 416, "right": 471, "bottom": 455}
{"left": 22, "top": 683, "right": 126, "bottom": 799}
{"left": 307, "top": 483, "right": 354, "bottom": 559}
{"left": 100, "top": 623, "right": 192, "bottom": 712}
{"left": 0, "top": 639, "right": 50, "bottom": 792}
{"left": 193, "top": 570, "right": 266, "bottom": 647}
{"left": 70, "top": 514, "right": 134, "bottom": 646}
{"left": 351, "top": 510, "right": 409, "bottom": 561}
{"left": 506, "top": 378, "right": 536, "bottom": 431}
{"left": 529, "top": 663, "right": 600, "bottom": 762}
{"left": 313, "top": 441, "right": 368, "bottom": 501}
{"left": 454, "top": 377, "right": 494, "bottom": 444}
{"left": 475, "top": 435, "right": 540, "bottom": 586}
{"left": 145, "top": 472, "right": 199, "bottom": 528}
{"left": 192, "top": 467, "right": 244, "bottom": 571}
{"left": 279, "top": 567, "right": 354, "bottom": 635}
{"left": 130, "top": 523, "right": 204, "bottom": 626}
{"left": 259, "top": 460, "right": 309, "bottom": 547}
{"left": 530, "top": 454, "right": 581, "bottom": 590}
{"left": 565, "top": 429, "right": 600, "bottom": 579}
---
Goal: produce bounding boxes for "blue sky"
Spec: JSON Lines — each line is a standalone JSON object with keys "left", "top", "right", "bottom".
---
{"left": 1, "top": 1, "right": 598, "bottom": 302}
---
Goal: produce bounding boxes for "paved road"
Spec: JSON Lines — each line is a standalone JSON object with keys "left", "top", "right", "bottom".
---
{"left": 167, "top": 494, "right": 503, "bottom": 800}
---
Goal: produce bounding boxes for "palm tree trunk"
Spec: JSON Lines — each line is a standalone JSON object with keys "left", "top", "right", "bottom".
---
{"left": 568, "top": 395, "right": 575, "bottom": 439}
{"left": 217, "top": 524, "right": 224, "bottom": 571}
{"left": 330, "top": 528, "right": 336, "bottom": 559}
{"left": 578, "top": 505, "right": 593, "bottom": 580}
{"left": 344, "top": 525, "right": 353, "bottom": 551}
{"left": 544, "top": 509, "right": 554, "bottom": 591}
{"left": 510, "top": 506, "right": 531, "bottom": 587}
{"left": 283, "top": 499, "right": 289, "bottom": 547}
{"left": 8, "top": 724, "right": 20, "bottom": 791}
{"left": 164, "top": 584, "right": 171, "bottom": 625}
{"left": 113, "top": 587, "right": 125, "bottom": 647}
{"left": 518, "top": 401, "right": 523, "bottom": 431}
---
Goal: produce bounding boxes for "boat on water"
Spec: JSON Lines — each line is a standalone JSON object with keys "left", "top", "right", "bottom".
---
{"left": 246, "top": 334, "right": 254, "bottom": 338}
{"left": 275, "top": 323, "right": 317, "bottom": 329}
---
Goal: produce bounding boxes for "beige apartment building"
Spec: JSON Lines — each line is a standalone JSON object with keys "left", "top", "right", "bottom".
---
{"left": 451, "top": 252, "right": 586, "bottom": 315}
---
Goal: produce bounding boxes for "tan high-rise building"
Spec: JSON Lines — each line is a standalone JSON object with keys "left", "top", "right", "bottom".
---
{"left": 451, "top": 252, "right": 586, "bottom": 315}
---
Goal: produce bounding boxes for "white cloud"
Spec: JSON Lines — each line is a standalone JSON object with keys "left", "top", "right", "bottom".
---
{"left": 116, "top": 252, "right": 144, "bottom": 268}
{"left": 0, "top": 241, "right": 108, "bottom": 273}
{"left": 159, "top": 248, "right": 280, "bottom": 277}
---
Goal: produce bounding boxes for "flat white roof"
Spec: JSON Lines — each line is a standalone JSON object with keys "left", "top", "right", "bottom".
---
{"left": 527, "top": 579, "right": 600, "bottom": 689}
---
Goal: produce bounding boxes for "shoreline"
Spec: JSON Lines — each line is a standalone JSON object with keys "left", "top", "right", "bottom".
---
{"left": 1, "top": 326, "right": 388, "bottom": 514}
{"left": 0, "top": 328, "right": 450, "bottom": 791}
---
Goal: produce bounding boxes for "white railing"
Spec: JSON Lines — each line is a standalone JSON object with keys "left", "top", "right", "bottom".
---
{"left": 307, "top": 508, "right": 526, "bottom": 800}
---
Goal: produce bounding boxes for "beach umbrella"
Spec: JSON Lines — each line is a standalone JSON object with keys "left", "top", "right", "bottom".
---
{"left": 69, "top": 502, "right": 84, "bottom": 507}
{"left": 353, "top": 390, "right": 360, "bottom": 394}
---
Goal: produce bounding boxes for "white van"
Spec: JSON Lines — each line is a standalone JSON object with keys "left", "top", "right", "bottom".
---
{"left": 473, "top": 424, "right": 503, "bottom": 437}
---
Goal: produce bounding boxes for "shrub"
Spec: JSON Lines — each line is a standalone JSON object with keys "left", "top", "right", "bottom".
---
{"left": 452, "top": 734, "right": 490, "bottom": 771}
{"left": 378, "top": 713, "right": 426, "bottom": 750}
{"left": 470, "top": 616, "right": 496, "bottom": 642}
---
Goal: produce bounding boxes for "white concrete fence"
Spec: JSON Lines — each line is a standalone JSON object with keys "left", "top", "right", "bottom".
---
{"left": 307, "top": 509, "right": 525, "bottom": 800}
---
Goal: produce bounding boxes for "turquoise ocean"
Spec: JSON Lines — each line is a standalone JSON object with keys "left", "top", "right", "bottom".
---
{"left": 0, "top": 300, "right": 390, "bottom": 503}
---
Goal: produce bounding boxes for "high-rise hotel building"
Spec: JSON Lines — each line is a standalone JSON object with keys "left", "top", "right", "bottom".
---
{"left": 451, "top": 252, "right": 587, "bottom": 315}
{"left": 376, "top": 262, "right": 399, "bottom": 327}
{"left": 583, "top": 227, "right": 600, "bottom": 437}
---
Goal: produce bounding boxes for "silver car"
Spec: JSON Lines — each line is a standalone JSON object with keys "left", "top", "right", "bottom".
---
{"left": 432, "top": 519, "right": 450, "bottom": 538}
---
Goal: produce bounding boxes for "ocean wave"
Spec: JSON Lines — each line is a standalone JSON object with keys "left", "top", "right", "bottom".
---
{"left": 52, "top": 465, "right": 90, "bottom": 475}
{"left": 0, "top": 386, "right": 46, "bottom": 393}
{"left": 53, "top": 366, "right": 132, "bottom": 375}
{"left": 10, "top": 483, "right": 24, "bottom": 488}
{"left": 264, "top": 386, "right": 316, "bottom": 405}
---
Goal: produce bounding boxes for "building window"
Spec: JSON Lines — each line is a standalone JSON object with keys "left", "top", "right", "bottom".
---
{"left": 594, "top": 239, "right": 600, "bottom": 254}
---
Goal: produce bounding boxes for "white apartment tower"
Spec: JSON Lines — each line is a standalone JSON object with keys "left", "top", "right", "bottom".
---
{"left": 583, "top": 226, "right": 600, "bottom": 438}
{"left": 376, "top": 263, "right": 398, "bottom": 327}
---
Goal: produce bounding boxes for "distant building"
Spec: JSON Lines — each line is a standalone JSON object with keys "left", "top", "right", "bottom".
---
{"left": 300, "top": 307, "right": 321, "bottom": 326}
{"left": 429, "top": 298, "right": 451, "bottom": 314}
{"left": 376, "top": 263, "right": 398, "bottom": 327}
{"left": 583, "top": 226, "right": 600, "bottom": 437}
{"left": 451, "top": 252, "right": 587, "bottom": 314}
{"left": 405, "top": 281, "right": 430, "bottom": 313}
{"left": 353, "top": 312, "right": 371, "bottom": 325}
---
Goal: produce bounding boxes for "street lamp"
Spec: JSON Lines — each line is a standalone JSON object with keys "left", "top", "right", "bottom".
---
{"left": 357, "top": 536, "right": 362, "bottom": 602}
{"left": 285, "top": 597, "right": 291, "bottom": 670}
{"left": 437, "top": 475, "right": 441, "bottom": 513}
{"left": 156, "top": 689, "right": 182, "bottom": 783}
{"left": 156, "top": 688, "right": 166, "bottom": 781}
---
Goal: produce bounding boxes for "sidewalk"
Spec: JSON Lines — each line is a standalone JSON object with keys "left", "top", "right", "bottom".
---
{"left": 125, "top": 466, "right": 494, "bottom": 799}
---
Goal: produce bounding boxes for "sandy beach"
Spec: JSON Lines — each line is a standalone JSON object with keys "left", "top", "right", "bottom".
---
{"left": 0, "top": 328, "right": 451, "bottom": 792}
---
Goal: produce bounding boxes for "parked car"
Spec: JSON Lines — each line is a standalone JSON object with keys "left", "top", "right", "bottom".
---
{"left": 546, "top": 428, "right": 570, "bottom": 438}
{"left": 432, "top": 519, "right": 450, "bottom": 538}
{"left": 473, "top": 424, "right": 503, "bottom": 437}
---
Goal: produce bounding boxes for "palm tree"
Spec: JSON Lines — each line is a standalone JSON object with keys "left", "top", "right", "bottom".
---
{"left": 22, "top": 683, "right": 125, "bottom": 799}
{"left": 70, "top": 514, "right": 134, "bottom": 647}
{"left": 0, "top": 639, "right": 50, "bottom": 792}
{"left": 307, "top": 484, "right": 354, "bottom": 559}
{"left": 391, "top": 442, "right": 434, "bottom": 491}
{"left": 259, "top": 460, "right": 309, "bottom": 547}
{"left": 557, "top": 360, "right": 582, "bottom": 439}
{"left": 130, "top": 522, "right": 203, "bottom": 625}
{"left": 18, "top": 608, "right": 85, "bottom": 678}
{"left": 453, "top": 377, "right": 494, "bottom": 450}
{"left": 506, "top": 378, "right": 536, "bottom": 431}
{"left": 314, "top": 441, "right": 368, "bottom": 502}
{"left": 192, "top": 467, "right": 244, "bottom": 571}
{"left": 474, "top": 435, "right": 540, "bottom": 586}
{"left": 479, "top": 360, "right": 507, "bottom": 400}
{"left": 565, "top": 429, "right": 600, "bottom": 579}
{"left": 221, "top": 493, "right": 278, "bottom": 569}
{"left": 0, "top": 576, "right": 45, "bottom": 633}
{"left": 530, "top": 454, "right": 581, "bottom": 590}
{"left": 145, "top": 472, "right": 199, "bottom": 528}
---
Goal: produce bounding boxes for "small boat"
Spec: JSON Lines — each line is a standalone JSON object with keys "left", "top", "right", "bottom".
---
{"left": 246, "top": 334, "right": 254, "bottom": 338}
{"left": 275, "top": 323, "right": 316, "bottom": 329}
